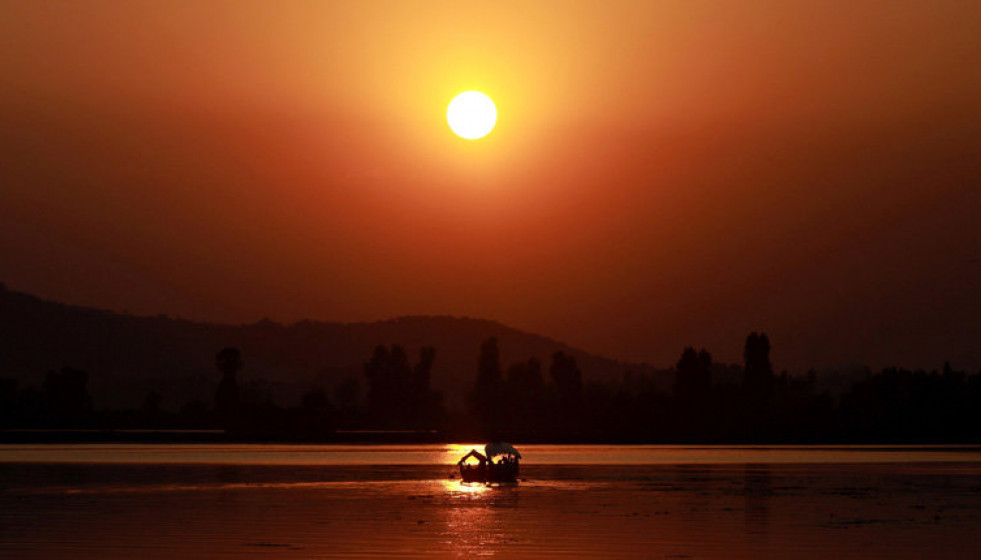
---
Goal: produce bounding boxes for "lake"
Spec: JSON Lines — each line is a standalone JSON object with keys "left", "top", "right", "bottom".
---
{"left": 1, "top": 444, "right": 980, "bottom": 558}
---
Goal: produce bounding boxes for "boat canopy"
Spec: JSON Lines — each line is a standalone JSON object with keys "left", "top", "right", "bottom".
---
{"left": 457, "top": 449, "right": 487, "bottom": 465}
{"left": 484, "top": 442, "right": 521, "bottom": 459}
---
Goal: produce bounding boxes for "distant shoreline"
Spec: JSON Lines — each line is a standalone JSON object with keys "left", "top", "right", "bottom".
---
{"left": 3, "top": 429, "right": 980, "bottom": 446}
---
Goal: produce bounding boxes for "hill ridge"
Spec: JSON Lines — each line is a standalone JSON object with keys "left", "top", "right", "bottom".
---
{"left": 0, "top": 283, "right": 669, "bottom": 411}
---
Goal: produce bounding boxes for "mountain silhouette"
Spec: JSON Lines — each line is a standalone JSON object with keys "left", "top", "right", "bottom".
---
{"left": 0, "top": 283, "right": 669, "bottom": 411}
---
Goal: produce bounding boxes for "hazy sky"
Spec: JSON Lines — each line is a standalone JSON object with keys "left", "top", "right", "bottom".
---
{"left": 1, "top": 0, "right": 979, "bottom": 371}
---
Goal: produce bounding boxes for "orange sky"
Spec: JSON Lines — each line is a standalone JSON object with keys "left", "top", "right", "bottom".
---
{"left": 1, "top": 0, "right": 980, "bottom": 370}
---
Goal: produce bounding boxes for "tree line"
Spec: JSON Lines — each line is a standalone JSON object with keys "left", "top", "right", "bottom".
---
{"left": 1, "top": 332, "right": 979, "bottom": 442}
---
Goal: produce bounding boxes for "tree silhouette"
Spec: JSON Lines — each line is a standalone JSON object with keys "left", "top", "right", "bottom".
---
{"left": 413, "top": 346, "right": 436, "bottom": 401}
{"left": 507, "top": 357, "right": 545, "bottom": 394}
{"left": 674, "top": 346, "right": 712, "bottom": 402}
{"left": 294, "top": 386, "right": 335, "bottom": 435}
{"left": 744, "top": 332, "right": 773, "bottom": 406}
{"left": 411, "top": 346, "right": 441, "bottom": 426}
{"left": 301, "top": 387, "right": 329, "bottom": 410}
{"left": 470, "top": 337, "right": 505, "bottom": 429}
{"left": 504, "top": 357, "right": 546, "bottom": 427}
{"left": 332, "top": 376, "right": 361, "bottom": 428}
{"left": 43, "top": 367, "right": 91, "bottom": 427}
{"left": 550, "top": 351, "right": 583, "bottom": 400}
{"left": 550, "top": 351, "right": 584, "bottom": 427}
{"left": 214, "top": 347, "right": 242, "bottom": 425}
{"left": 334, "top": 377, "right": 360, "bottom": 408}
{"left": 141, "top": 389, "right": 162, "bottom": 414}
{"left": 364, "top": 344, "right": 442, "bottom": 428}
{"left": 475, "top": 337, "right": 502, "bottom": 391}
{"left": 672, "top": 347, "right": 713, "bottom": 439}
{"left": 0, "top": 377, "right": 18, "bottom": 428}
{"left": 4, "top": 317, "right": 980, "bottom": 443}
{"left": 134, "top": 389, "right": 165, "bottom": 428}
{"left": 365, "top": 345, "right": 396, "bottom": 423}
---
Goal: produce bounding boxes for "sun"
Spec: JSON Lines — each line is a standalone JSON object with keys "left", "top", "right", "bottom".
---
{"left": 447, "top": 91, "right": 497, "bottom": 140}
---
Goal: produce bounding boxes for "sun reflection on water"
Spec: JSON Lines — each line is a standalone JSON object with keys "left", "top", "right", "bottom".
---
{"left": 442, "top": 479, "right": 489, "bottom": 496}
{"left": 438, "top": 477, "right": 521, "bottom": 556}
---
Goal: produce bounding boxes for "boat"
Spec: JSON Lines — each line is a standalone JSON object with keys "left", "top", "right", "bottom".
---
{"left": 457, "top": 442, "right": 521, "bottom": 483}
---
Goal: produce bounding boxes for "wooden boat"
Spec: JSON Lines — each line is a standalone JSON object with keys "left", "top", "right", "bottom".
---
{"left": 457, "top": 443, "right": 521, "bottom": 483}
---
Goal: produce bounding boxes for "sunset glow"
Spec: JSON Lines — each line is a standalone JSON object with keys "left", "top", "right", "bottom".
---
{"left": 1, "top": 2, "right": 981, "bottom": 558}
{"left": 0, "top": 0, "right": 978, "bottom": 373}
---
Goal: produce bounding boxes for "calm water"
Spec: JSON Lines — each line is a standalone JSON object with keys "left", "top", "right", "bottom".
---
{"left": 1, "top": 445, "right": 980, "bottom": 558}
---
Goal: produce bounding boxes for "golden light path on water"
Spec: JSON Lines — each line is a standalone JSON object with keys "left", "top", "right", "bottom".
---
{"left": 440, "top": 472, "right": 517, "bottom": 556}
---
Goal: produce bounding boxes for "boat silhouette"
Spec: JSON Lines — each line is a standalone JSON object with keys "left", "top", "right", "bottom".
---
{"left": 457, "top": 442, "right": 521, "bottom": 483}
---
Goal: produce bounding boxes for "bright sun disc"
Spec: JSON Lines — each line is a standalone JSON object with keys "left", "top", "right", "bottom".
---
{"left": 447, "top": 91, "right": 497, "bottom": 140}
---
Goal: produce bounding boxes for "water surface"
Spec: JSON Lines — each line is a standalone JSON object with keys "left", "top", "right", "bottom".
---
{"left": 1, "top": 444, "right": 979, "bottom": 558}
